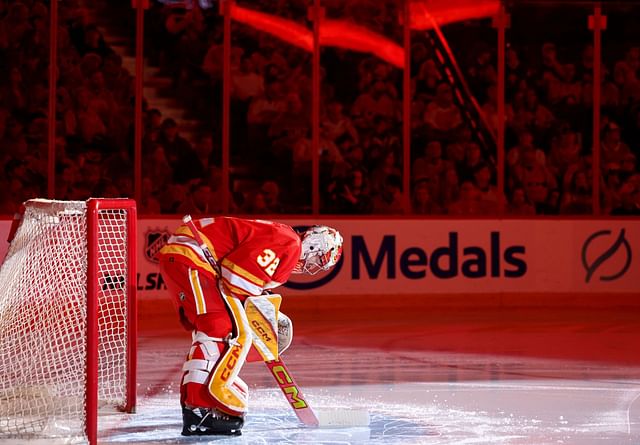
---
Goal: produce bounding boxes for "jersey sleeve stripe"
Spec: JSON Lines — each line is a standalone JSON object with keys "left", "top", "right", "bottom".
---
{"left": 175, "top": 225, "right": 195, "bottom": 237}
{"left": 221, "top": 258, "right": 266, "bottom": 287}
{"left": 263, "top": 280, "right": 283, "bottom": 289}
{"left": 166, "top": 235, "right": 209, "bottom": 261}
{"left": 221, "top": 266, "right": 263, "bottom": 296}
{"left": 173, "top": 229, "right": 219, "bottom": 262}
{"left": 223, "top": 281, "right": 252, "bottom": 297}
{"left": 159, "top": 244, "right": 215, "bottom": 274}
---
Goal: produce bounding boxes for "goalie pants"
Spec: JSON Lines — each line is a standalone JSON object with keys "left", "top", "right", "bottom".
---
{"left": 160, "top": 260, "right": 250, "bottom": 417}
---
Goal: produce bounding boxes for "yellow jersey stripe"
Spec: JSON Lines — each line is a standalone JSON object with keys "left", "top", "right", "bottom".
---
{"left": 223, "top": 280, "right": 252, "bottom": 296}
{"left": 175, "top": 225, "right": 218, "bottom": 261}
{"left": 221, "top": 258, "right": 266, "bottom": 287}
{"left": 189, "top": 268, "right": 207, "bottom": 315}
{"left": 160, "top": 245, "right": 215, "bottom": 274}
{"left": 221, "top": 267, "right": 263, "bottom": 295}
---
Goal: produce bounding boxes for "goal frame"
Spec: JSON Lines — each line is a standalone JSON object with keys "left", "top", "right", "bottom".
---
{"left": 86, "top": 198, "right": 137, "bottom": 444}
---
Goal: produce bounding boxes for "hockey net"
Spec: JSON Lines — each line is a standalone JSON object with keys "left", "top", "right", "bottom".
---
{"left": 0, "top": 199, "right": 137, "bottom": 444}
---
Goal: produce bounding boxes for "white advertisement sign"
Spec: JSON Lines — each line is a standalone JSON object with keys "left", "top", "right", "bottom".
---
{"left": 1, "top": 218, "right": 638, "bottom": 298}
{"left": 134, "top": 218, "right": 639, "bottom": 298}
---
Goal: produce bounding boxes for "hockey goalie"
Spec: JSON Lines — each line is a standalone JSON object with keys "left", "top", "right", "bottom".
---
{"left": 157, "top": 217, "right": 342, "bottom": 436}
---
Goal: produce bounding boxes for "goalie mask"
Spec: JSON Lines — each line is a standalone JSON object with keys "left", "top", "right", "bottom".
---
{"left": 294, "top": 226, "right": 343, "bottom": 275}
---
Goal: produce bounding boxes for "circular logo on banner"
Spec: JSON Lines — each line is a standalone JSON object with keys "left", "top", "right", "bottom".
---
{"left": 581, "top": 229, "right": 632, "bottom": 283}
{"left": 284, "top": 225, "right": 344, "bottom": 290}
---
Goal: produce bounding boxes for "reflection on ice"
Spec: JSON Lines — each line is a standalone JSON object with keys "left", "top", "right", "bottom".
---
{"left": 98, "top": 338, "right": 640, "bottom": 445}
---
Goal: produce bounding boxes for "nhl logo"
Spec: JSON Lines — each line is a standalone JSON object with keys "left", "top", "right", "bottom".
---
{"left": 145, "top": 229, "right": 170, "bottom": 263}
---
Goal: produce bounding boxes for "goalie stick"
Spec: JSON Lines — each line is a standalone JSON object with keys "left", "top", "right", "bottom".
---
{"left": 180, "top": 215, "right": 369, "bottom": 428}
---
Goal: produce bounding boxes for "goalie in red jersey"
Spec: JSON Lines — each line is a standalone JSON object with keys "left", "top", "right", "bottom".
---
{"left": 158, "top": 217, "right": 343, "bottom": 436}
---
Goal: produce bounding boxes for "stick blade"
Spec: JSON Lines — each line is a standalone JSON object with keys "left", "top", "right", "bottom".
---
{"left": 316, "top": 409, "right": 370, "bottom": 427}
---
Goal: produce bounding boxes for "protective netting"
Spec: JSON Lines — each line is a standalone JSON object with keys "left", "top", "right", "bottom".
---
{"left": 96, "top": 207, "right": 129, "bottom": 407}
{"left": 0, "top": 199, "right": 131, "bottom": 442}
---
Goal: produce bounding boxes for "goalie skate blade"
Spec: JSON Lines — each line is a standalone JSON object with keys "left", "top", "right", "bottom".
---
{"left": 315, "top": 409, "right": 370, "bottom": 427}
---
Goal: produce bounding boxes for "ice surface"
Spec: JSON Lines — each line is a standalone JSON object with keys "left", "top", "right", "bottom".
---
{"left": 98, "top": 334, "right": 640, "bottom": 445}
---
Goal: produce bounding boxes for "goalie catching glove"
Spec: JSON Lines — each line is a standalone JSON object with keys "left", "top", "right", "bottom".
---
{"left": 277, "top": 311, "right": 293, "bottom": 354}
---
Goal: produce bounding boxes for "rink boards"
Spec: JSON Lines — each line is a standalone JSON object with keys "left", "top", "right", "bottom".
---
{"left": 1, "top": 218, "right": 639, "bottom": 299}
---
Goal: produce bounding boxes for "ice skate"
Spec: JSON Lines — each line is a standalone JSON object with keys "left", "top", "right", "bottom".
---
{"left": 181, "top": 406, "right": 244, "bottom": 436}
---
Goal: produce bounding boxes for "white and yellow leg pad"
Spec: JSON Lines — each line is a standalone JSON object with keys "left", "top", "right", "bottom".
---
{"left": 182, "top": 331, "right": 223, "bottom": 385}
{"left": 207, "top": 293, "right": 252, "bottom": 415}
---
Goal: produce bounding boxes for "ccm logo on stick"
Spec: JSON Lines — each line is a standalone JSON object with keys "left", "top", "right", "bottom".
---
{"left": 271, "top": 365, "right": 308, "bottom": 409}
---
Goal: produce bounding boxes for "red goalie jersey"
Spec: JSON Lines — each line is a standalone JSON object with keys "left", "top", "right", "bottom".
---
{"left": 158, "top": 217, "right": 302, "bottom": 299}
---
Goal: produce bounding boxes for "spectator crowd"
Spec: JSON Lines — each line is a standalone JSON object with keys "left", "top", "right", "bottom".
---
{"left": 1, "top": 0, "right": 638, "bottom": 215}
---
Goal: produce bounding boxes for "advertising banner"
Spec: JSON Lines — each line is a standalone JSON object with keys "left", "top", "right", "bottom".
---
{"left": 1, "top": 218, "right": 638, "bottom": 298}
{"left": 133, "top": 218, "right": 639, "bottom": 298}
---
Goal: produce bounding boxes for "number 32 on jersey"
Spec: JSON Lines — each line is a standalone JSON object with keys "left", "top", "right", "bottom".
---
{"left": 257, "top": 249, "right": 280, "bottom": 277}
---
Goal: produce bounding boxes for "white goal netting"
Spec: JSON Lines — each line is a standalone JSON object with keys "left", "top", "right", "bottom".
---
{"left": 0, "top": 199, "right": 134, "bottom": 443}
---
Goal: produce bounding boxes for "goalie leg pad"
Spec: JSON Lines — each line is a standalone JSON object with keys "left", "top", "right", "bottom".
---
{"left": 181, "top": 333, "right": 223, "bottom": 409}
{"left": 182, "top": 333, "right": 250, "bottom": 416}
{"left": 182, "top": 333, "right": 222, "bottom": 386}
{"left": 206, "top": 294, "right": 251, "bottom": 416}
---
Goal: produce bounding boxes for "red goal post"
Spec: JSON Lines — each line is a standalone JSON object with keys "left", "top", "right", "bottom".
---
{"left": 87, "top": 198, "right": 138, "bottom": 444}
{"left": 0, "top": 198, "right": 137, "bottom": 445}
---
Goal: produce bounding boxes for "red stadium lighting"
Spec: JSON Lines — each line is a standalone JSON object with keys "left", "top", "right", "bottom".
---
{"left": 229, "top": 3, "right": 313, "bottom": 51}
{"left": 320, "top": 20, "right": 404, "bottom": 68}
{"left": 409, "top": 0, "right": 500, "bottom": 29}
{"left": 229, "top": 0, "right": 500, "bottom": 68}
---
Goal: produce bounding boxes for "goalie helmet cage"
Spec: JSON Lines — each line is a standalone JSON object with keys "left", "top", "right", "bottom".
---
{"left": 0, "top": 198, "right": 137, "bottom": 445}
